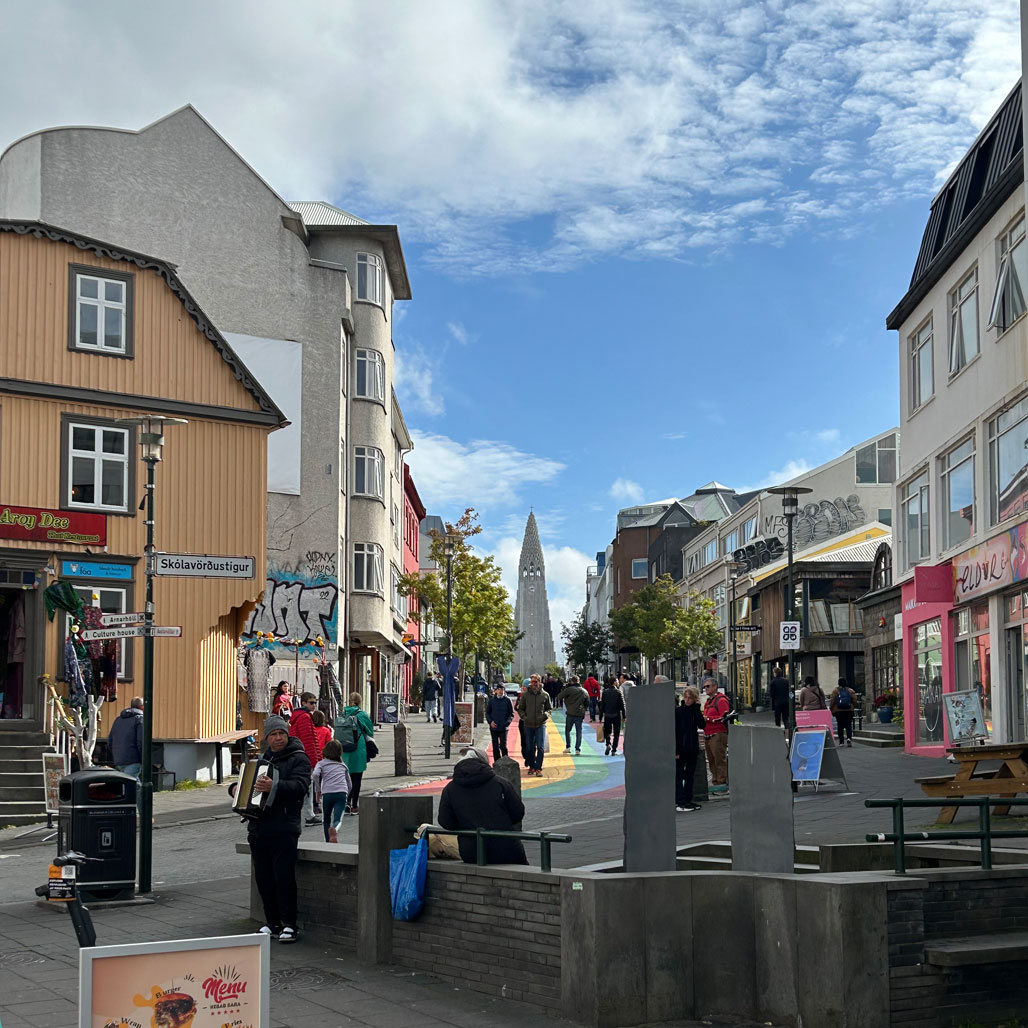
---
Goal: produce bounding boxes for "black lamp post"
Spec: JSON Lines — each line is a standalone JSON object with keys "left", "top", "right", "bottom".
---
{"left": 443, "top": 532, "right": 457, "bottom": 759}
{"left": 767, "top": 486, "right": 812, "bottom": 737}
{"left": 724, "top": 558, "right": 747, "bottom": 712}
{"left": 114, "top": 414, "right": 186, "bottom": 895}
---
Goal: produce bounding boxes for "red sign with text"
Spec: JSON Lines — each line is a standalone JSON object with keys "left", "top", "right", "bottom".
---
{"left": 0, "top": 504, "right": 107, "bottom": 546}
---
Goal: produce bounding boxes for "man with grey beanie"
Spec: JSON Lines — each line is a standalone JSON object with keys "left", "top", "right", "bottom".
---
{"left": 248, "top": 714, "right": 311, "bottom": 944}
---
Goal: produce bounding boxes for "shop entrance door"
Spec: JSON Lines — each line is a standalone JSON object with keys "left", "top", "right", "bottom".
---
{"left": 1006, "top": 626, "right": 1027, "bottom": 742}
{"left": 0, "top": 584, "right": 30, "bottom": 719}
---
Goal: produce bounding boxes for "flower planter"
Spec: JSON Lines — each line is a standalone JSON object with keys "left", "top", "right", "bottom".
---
{"left": 877, "top": 706, "right": 894, "bottom": 724}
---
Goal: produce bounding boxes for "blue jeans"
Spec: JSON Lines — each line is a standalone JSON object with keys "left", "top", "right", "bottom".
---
{"left": 524, "top": 725, "right": 546, "bottom": 770}
{"left": 322, "top": 792, "right": 348, "bottom": 840}
{"left": 117, "top": 764, "right": 142, "bottom": 809}
{"left": 565, "top": 716, "right": 583, "bottom": 750}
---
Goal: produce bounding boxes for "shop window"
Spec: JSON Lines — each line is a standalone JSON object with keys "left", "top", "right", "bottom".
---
{"left": 914, "top": 618, "right": 944, "bottom": 745}
{"left": 988, "top": 394, "right": 1028, "bottom": 525}
{"left": 62, "top": 417, "right": 133, "bottom": 513}
{"left": 62, "top": 585, "right": 133, "bottom": 681}
{"left": 68, "top": 265, "right": 134, "bottom": 356}
{"left": 1005, "top": 590, "right": 1028, "bottom": 741}
{"left": 940, "top": 437, "right": 975, "bottom": 549}
{"left": 872, "top": 641, "right": 902, "bottom": 703}
{"left": 952, "top": 603, "right": 991, "bottom": 734}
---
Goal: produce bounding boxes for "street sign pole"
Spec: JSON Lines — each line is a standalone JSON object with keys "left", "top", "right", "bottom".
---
{"left": 140, "top": 454, "right": 156, "bottom": 895}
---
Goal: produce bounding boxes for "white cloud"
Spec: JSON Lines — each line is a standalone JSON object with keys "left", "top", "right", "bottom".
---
{"left": 609, "top": 477, "right": 644, "bottom": 503}
{"left": 446, "top": 321, "right": 472, "bottom": 346}
{"left": 739, "top": 459, "right": 814, "bottom": 492}
{"left": 394, "top": 344, "right": 444, "bottom": 417}
{"left": 662, "top": 431, "right": 688, "bottom": 441}
{"left": 813, "top": 428, "right": 841, "bottom": 446}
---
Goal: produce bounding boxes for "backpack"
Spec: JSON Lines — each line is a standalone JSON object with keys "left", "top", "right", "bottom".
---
{"left": 836, "top": 688, "right": 852, "bottom": 709}
{"left": 333, "top": 712, "right": 360, "bottom": 753}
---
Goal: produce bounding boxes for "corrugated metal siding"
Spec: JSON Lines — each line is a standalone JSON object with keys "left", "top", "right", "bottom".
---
{"left": 0, "top": 233, "right": 264, "bottom": 414}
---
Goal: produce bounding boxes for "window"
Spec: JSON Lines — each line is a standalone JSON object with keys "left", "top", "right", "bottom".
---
{"left": 901, "top": 470, "right": 930, "bottom": 566}
{"left": 355, "top": 349, "right": 385, "bottom": 402}
{"left": 66, "top": 587, "right": 131, "bottom": 679}
{"left": 948, "top": 267, "right": 979, "bottom": 374}
{"left": 687, "top": 552, "right": 700, "bottom": 574}
{"left": 871, "top": 641, "right": 901, "bottom": 704}
{"left": 871, "top": 542, "right": 893, "bottom": 591}
{"left": 742, "top": 516, "right": 757, "bottom": 543}
{"left": 988, "top": 215, "right": 1026, "bottom": 334}
{"left": 391, "top": 566, "right": 407, "bottom": 619}
{"left": 65, "top": 420, "right": 131, "bottom": 512}
{"left": 722, "top": 531, "right": 738, "bottom": 556}
{"left": 353, "top": 543, "right": 384, "bottom": 593}
{"left": 631, "top": 558, "right": 647, "bottom": 579}
{"left": 855, "top": 434, "right": 897, "bottom": 484}
{"left": 940, "top": 437, "right": 975, "bottom": 549}
{"left": 877, "top": 508, "right": 893, "bottom": 527}
{"left": 356, "top": 252, "right": 384, "bottom": 305}
{"left": 989, "top": 395, "right": 1028, "bottom": 524}
{"left": 910, "top": 319, "right": 933, "bottom": 411}
{"left": 702, "top": 539, "right": 717, "bottom": 567}
{"left": 353, "top": 446, "right": 384, "bottom": 499}
{"left": 952, "top": 603, "right": 991, "bottom": 733}
{"left": 393, "top": 503, "right": 401, "bottom": 549}
{"left": 711, "top": 583, "right": 726, "bottom": 629}
{"left": 69, "top": 266, "right": 133, "bottom": 356}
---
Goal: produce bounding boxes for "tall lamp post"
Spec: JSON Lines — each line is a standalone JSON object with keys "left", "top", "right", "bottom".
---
{"left": 767, "top": 486, "right": 812, "bottom": 737}
{"left": 114, "top": 414, "right": 186, "bottom": 895}
{"left": 724, "top": 558, "right": 747, "bottom": 712}
{"left": 442, "top": 532, "right": 457, "bottom": 759}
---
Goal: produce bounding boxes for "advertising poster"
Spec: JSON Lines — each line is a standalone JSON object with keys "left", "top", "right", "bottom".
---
{"left": 790, "top": 730, "right": 826, "bottom": 782}
{"left": 377, "top": 691, "right": 399, "bottom": 723}
{"left": 943, "top": 690, "right": 988, "bottom": 745}
{"left": 795, "top": 710, "right": 834, "bottom": 733}
{"left": 43, "top": 751, "right": 69, "bottom": 814}
{"left": 80, "top": 935, "right": 268, "bottom": 1028}
{"left": 453, "top": 701, "right": 473, "bottom": 744}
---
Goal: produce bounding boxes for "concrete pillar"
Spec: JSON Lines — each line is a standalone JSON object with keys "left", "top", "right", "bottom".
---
{"left": 393, "top": 723, "right": 413, "bottom": 776}
{"left": 623, "top": 681, "right": 676, "bottom": 872}
{"left": 356, "top": 793, "right": 433, "bottom": 964}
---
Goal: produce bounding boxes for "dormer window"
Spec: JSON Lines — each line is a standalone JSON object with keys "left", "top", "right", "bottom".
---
{"left": 69, "top": 265, "right": 134, "bottom": 357}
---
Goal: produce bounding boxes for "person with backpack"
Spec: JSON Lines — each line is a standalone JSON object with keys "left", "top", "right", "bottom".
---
{"left": 830, "top": 678, "right": 857, "bottom": 747}
{"left": 701, "top": 678, "right": 731, "bottom": 787}
{"left": 583, "top": 673, "right": 601, "bottom": 721}
{"left": 312, "top": 739, "right": 352, "bottom": 843}
{"left": 335, "top": 692, "right": 375, "bottom": 815}
{"left": 557, "top": 676, "right": 590, "bottom": 755}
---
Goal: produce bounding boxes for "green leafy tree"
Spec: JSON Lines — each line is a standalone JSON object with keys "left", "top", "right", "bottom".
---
{"left": 543, "top": 661, "right": 564, "bottom": 680}
{"left": 560, "top": 612, "right": 614, "bottom": 673}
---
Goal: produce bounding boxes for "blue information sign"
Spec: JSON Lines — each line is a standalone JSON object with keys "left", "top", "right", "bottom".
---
{"left": 60, "top": 560, "right": 134, "bottom": 581}
{"left": 790, "top": 730, "right": 826, "bottom": 782}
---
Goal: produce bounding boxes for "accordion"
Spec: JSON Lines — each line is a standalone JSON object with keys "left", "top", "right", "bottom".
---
{"left": 232, "top": 758, "right": 276, "bottom": 819}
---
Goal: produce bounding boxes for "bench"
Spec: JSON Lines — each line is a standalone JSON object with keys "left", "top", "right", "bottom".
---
{"left": 925, "top": 930, "right": 1028, "bottom": 966}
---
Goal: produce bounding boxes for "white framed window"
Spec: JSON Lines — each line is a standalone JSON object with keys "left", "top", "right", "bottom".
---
{"left": 356, "top": 252, "right": 384, "bottom": 305}
{"left": 722, "top": 531, "right": 739, "bottom": 556}
{"left": 353, "top": 445, "right": 384, "bottom": 499}
{"left": 66, "top": 421, "right": 130, "bottom": 511}
{"left": 949, "top": 267, "right": 979, "bottom": 374}
{"left": 353, "top": 542, "right": 384, "bottom": 593}
{"left": 901, "top": 470, "right": 931, "bottom": 566}
{"left": 988, "top": 214, "right": 1026, "bottom": 334}
{"left": 72, "top": 268, "right": 131, "bottom": 355}
{"left": 393, "top": 503, "right": 401, "bottom": 549}
{"left": 742, "top": 515, "right": 757, "bottom": 543}
{"left": 910, "top": 320, "right": 933, "bottom": 412}
{"left": 702, "top": 539, "right": 717, "bottom": 567}
{"left": 67, "top": 587, "right": 130, "bottom": 678}
{"left": 877, "top": 508, "right": 893, "bottom": 527}
{"left": 687, "top": 552, "right": 700, "bottom": 574}
{"left": 391, "top": 565, "right": 407, "bottom": 618}
{"left": 711, "top": 583, "right": 726, "bottom": 628}
{"left": 631, "top": 558, "right": 647, "bottom": 579}
{"left": 355, "top": 348, "right": 385, "bottom": 402}
{"left": 855, "top": 433, "right": 898, "bottom": 484}
{"left": 988, "top": 394, "right": 1028, "bottom": 525}
{"left": 940, "top": 438, "right": 975, "bottom": 550}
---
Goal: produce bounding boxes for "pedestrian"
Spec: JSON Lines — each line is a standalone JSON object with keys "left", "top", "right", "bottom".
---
{"left": 830, "top": 677, "right": 857, "bottom": 747}
{"left": 675, "top": 687, "right": 705, "bottom": 812}
{"left": 311, "top": 709, "right": 332, "bottom": 757}
{"left": 485, "top": 683, "right": 514, "bottom": 761}
{"left": 517, "top": 682, "right": 530, "bottom": 764}
{"left": 107, "top": 696, "right": 143, "bottom": 778}
{"left": 340, "top": 692, "right": 375, "bottom": 815}
{"left": 701, "top": 678, "right": 730, "bottom": 787}
{"left": 583, "top": 672, "right": 601, "bottom": 721}
{"left": 600, "top": 677, "right": 626, "bottom": 756}
{"left": 516, "top": 674, "right": 552, "bottom": 776}
{"left": 437, "top": 746, "right": 528, "bottom": 864}
{"left": 272, "top": 681, "right": 293, "bottom": 717}
{"left": 769, "top": 665, "right": 791, "bottom": 727}
{"left": 312, "top": 739, "right": 352, "bottom": 843}
{"left": 422, "top": 673, "right": 441, "bottom": 722}
{"left": 544, "top": 674, "right": 562, "bottom": 708}
{"left": 618, "top": 671, "right": 636, "bottom": 714}
{"left": 557, "top": 676, "right": 589, "bottom": 755}
{"left": 248, "top": 714, "right": 311, "bottom": 944}
{"left": 798, "top": 676, "right": 828, "bottom": 711}
{"left": 288, "top": 692, "right": 321, "bottom": 826}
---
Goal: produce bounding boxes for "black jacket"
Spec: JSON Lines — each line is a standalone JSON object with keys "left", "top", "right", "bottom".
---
{"left": 485, "top": 695, "right": 514, "bottom": 730}
{"left": 675, "top": 703, "right": 705, "bottom": 755}
{"left": 600, "top": 686, "right": 626, "bottom": 719}
{"left": 247, "top": 737, "right": 311, "bottom": 839}
{"left": 422, "top": 678, "right": 441, "bottom": 701}
{"left": 108, "top": 707, "right": 143, "bottom": 765}
{"left": 438, "top": 759, "right": 528, "bottom": 865}
{"left": 769, "top": 674, "right": 790, "bottom": 707}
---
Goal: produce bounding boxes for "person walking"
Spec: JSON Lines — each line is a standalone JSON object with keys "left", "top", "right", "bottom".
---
{"left": 107, "top": 696, "right": 143, "bottom": 777}
{"left": 516, "top": 674, "right": 552, "bottom": 776}
{"left": 340, "top": 692, "right": 375, "bottom": 814}
{"left": 312, "top": 739, "right": 352, "bottom": 843}
{"left": 288, "top": 692, "right": 321, "bottom": 826}
{"left": 768, "top": 666, "right": 791, "bottom": 728}
{"left": 485, "top": 683, "right": 514, "bottom": 761}
{"left": 271, "top": 682, "right": 294, "bottom": 717}
{"left": 675, "top": 687, "right": 705, "bottom": 811}
{"left": 600, "top": 677, "right": 627, "bottom": 756}
{"left": 830, "top": 678, "right": 857, "bottom": 746}
{"left": 557, "top": 676, "right": 590, "bottom": 755}
{"left": 798, "top": 676, "right": 828, "bottom": 711}
{"left": 248, "top": 714, "right": 311, "bottom": 944}
{"left": 422, "top": 674, "right": 441, "bottom": 722}
{"left": 583, "top": 673, "right": 601, "bottom": 721}
{"left": 702, "top": 678, "right": 730, "bottom": 787}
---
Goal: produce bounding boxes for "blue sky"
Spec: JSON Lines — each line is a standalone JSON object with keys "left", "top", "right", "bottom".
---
{"left": 0, "top": 0, "right": 1021, "bottom": 641}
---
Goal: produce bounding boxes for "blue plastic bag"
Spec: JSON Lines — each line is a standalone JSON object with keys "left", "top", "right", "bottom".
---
{"left": 389, "top": 835, "right": 428, "bottom": 920}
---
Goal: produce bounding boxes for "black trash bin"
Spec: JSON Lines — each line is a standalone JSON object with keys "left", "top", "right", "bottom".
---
{"left": 57, "top": 769, "right": 137, "bottom": 900}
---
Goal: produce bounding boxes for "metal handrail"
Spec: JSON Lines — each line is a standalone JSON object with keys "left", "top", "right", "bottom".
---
{"left": 408, "top": 826, "right": 571, "bottom": 872}
{"left": 865, "top": 797, "right": 1028, "bottom": 873}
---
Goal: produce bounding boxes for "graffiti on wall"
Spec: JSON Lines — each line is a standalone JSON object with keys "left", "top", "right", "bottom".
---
{"left": 245, "top": 552, "right": 338, "bottom": 651}
{"left": 304, "top": 550, "right": 336, "bottom": 580}
{"left": 732, "top": 536, "right": 785, "bottom": 572}
{"left": 761, "top": 495, "right": 865, "bottom": 549}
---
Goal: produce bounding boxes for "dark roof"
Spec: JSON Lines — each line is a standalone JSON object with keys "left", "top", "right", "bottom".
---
{"left": 887, "top": 80, "right": 1023, "bottom": 330}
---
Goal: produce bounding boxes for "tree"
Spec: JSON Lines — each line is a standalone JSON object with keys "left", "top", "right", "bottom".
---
{"left": 560, "top": 612, "right": 614, "bottom": 673}
{"left": 543, "top": 662, "right": 563, "bottom": 680}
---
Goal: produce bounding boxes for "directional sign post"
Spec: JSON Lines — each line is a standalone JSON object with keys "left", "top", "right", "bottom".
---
{"left": 780, "top": 621, "right": 801, "bottom": 650}
{"left": 81, "top": 626, "right": 144, "bottom": 642}
{"left": 149, "top": 626, "right": 182, "bottom": 638}
{"left": 153, "top": 553, "right": 255, "bottom": 579}
{"left": 100, "top": 612, "right": 145, "bottom": 627}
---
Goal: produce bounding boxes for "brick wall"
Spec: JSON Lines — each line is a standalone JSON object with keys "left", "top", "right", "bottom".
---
{"left": 391, "top": 863, "right": 562, "bottom": 1010}
{"left": 295, "top": 850, "right": 359, "bottom": 951}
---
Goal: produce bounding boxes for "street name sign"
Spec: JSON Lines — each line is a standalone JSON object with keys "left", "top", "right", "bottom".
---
{"left": 81, "top": 626, "right": 144, "bottom": 642}
{"left": 153, "top": 553, "right": 256, "bottom": 579}
{"left": 100, "top": 612, "right": 144, "bottom": 627}
{"left": 150, "top": 626, "right": 182, "bottom": 637}
{"left": 780, "top": 621, "right": 801, "bottom": 650}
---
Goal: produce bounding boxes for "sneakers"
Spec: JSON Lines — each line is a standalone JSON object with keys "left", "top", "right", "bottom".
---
{"left": 278, "top": 926, "right": 298, "bottom": 944}
{"left": 676, "top": 806, "right": 697, "bottom": 813}
{"left": 563, "top": 747, "right": 571, "bottom": 754}
{"left": 328, "top": 827, "right": 338, "bottom": 843}
{"left": 846, "top": 739, "right": 852, "bottom": 747}
{"left": 604, "top": 744, "right": 610, "bottom": 755}
{"left": 304, "top": 816, "right": 320, "bottom": 826}
{"left": 258, "top": 925, "right": 281, "bottom": 938}
{"left": 575, "top": 749, "right": 581, "bottom": 755}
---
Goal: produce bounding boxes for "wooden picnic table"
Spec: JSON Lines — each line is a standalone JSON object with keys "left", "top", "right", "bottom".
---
{"left": 916, "top": 743, "right": 1028, "bottom": 824}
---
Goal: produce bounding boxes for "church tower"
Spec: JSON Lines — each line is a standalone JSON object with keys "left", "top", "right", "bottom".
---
{"left": 513, "top": 512, "right": 556, "bottom": 678}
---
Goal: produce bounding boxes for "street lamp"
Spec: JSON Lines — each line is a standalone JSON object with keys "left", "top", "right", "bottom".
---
{"left": 724, "top": 558, "right": 748, "bottom": 712}
{"left": 767, "top": 486, "right": 812, "bottom": 737}
{"left": 114, "top": 414, "right": 186, "bottom": 895}
{"left": 442, "top": 532, "right": 458, "bottom": 759}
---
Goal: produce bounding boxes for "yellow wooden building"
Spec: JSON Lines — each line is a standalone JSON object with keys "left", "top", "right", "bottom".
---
{"left": 0, "top": 221, "right": 286, "bottom": 778}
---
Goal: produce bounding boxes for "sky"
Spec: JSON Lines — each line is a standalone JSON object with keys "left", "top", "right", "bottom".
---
{"left": 0, "top": 0, "right": 1021, "bottom": 649}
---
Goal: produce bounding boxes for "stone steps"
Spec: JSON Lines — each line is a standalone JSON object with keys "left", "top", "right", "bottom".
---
{"left": 0, "top": 729, "right": 53, "bottom": 823}
{"left": 853, "top": 727, "right": 904, "bottom": 747}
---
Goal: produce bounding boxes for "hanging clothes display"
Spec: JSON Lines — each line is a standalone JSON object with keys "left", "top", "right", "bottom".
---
{"left": 80, "top": 606, "right": 105, "bottom": 660}
{"left": 45, "top": 582, "right": 83, "bottom": 622}
{"left": 236, "top": 644, "right": 248, "bottom": 692}
{"left": 318, "top": 662, "right": 343, "bottom": 720}
{"left": 64, "top": 637, "right": 88, "bottom": 709}
{"left": 99, "top": 640, "right": 118, "bottom": 702}
{"left": 244, "top": 643, "right": 276, "bottom": 713}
